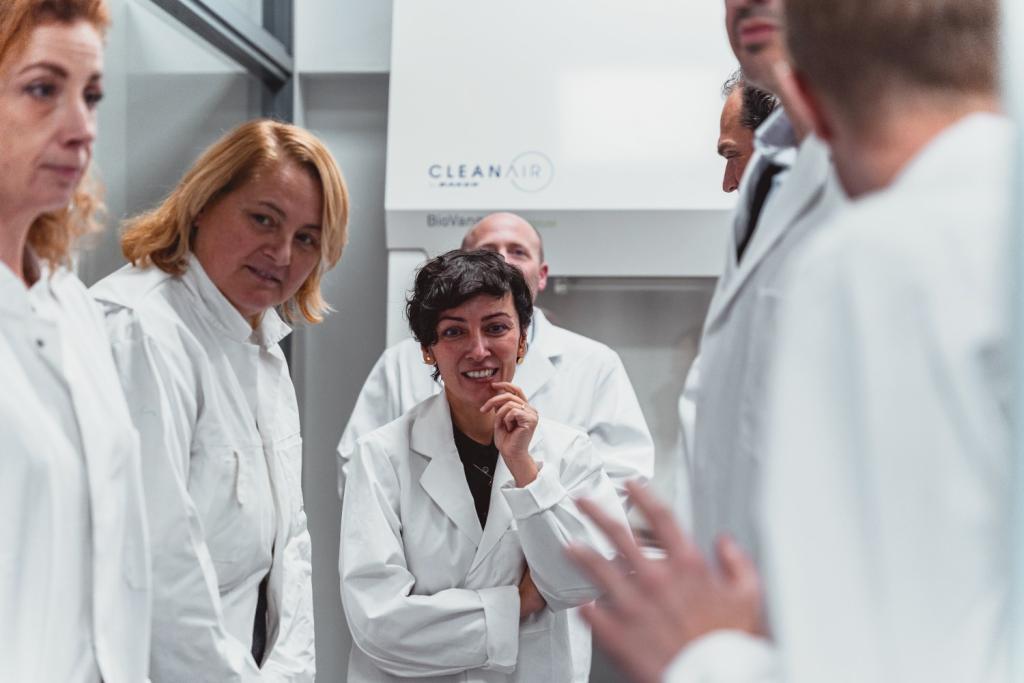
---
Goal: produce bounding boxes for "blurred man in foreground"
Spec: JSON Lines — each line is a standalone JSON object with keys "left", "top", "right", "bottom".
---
{"left": 572, "top": 0, "right": 1010, "bottom": 681}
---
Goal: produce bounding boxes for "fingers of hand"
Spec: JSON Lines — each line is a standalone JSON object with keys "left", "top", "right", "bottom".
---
{"left": 479, "top": 391, "right": 522, "bottom": 414}
{"left": 626, "top": 480, "right": 699, "bottom": 564}
{"left": 715, "top": 534, "right": 761, "bottom": 595}
{"left": 567, "top": 543, "right": 640, "bottom": 609}
{"left": 493, "top": 401, "right": 523, "bottom": 432}
{"left": 490, "top": 381, "right": 527, "bottom": 401}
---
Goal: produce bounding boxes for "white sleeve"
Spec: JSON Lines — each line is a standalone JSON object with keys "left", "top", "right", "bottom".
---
{"left": 662, "top": 631, "right": 779, "bottom": 683}
{"left": 762, "top": 242, "right": 1010, "bottom": 683}
{"left": 107, "top": 318, "right": 261, "bottom": 682}
{"left": 501, "top": 432, "right": 629, "bottom": 611}
{"left": 583, "top": 350, "right": 655, "bottom": 499}
{"left": 340, "top": 436, "right": 521, "bottom": 678}
{"left": 336, "top": 352, "right": 395, "bottom": 498}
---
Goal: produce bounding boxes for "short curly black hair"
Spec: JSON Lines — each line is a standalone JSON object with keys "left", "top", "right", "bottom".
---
{"left": 407, "top": 250, "right": 533, "bottom": 377}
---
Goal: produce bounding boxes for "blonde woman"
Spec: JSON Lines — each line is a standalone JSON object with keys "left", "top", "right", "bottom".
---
{"left": 92, "top": 119, "right": 349, "bottom": 682}
{"left": 0, "top": 1, "right": 151, "bottom": 681}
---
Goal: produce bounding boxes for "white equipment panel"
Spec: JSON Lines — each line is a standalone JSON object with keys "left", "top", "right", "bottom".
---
{"left": 385, "top": 0, "right": 737, "bottom": 341}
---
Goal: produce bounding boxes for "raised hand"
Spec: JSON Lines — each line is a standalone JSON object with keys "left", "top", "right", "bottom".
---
{"left": 479, "top": 381, "right": 539, "bottom": 486}
{"left": 567, "top": 481, "right": 765, "bottom": 683}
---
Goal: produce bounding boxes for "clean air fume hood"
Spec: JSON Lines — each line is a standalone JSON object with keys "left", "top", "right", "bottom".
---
{"left": 384, "top": 0, "right": 737, "bottom": 342}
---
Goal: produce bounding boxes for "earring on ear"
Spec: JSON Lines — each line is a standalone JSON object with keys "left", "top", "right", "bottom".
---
{"left": 516, "top": 340, "right": 527, "bottom": 365}
{"left": 423, "top": 353, "right": 434, "bottom": 365}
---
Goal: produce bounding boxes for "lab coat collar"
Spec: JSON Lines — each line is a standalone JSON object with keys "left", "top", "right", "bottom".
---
{"left": 753, "top": 108, "right": 799, "bottom": 170}
{"left": 0, "top": 246, "right": 56, "bottom": 318}
{"left": 413, "top": 394, "right": 486, "bottom": 545}
{"left": 512, "top": 307, "right": 560, "bottom": 400}
{"left": 704, "top": 130, "right": 833, "bottom": 330}
{"left": 182, "top": 254, "right": 292, "bottom": 348}
{"left": 887, "top": 112, "right": 1011, "bottom": 196}
{"left": 0, "top": 258, "right": 30, "bottom": 318}
{"left": 411, "top": 392, "right": 546, "bottom": 564}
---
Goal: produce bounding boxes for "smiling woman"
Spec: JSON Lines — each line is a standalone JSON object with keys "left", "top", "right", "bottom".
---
{"left": 339, "top": 250, "right": 629, "bottom": 683}
{"left": 89, "top": 120, "right": 350, "bottom": 681}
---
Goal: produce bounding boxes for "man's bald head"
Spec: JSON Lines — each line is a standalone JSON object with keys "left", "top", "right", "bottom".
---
{"left": 462, "top": 212, "right": 548, "bottom": 299}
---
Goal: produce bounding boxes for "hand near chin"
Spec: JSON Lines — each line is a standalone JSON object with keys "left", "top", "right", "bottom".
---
{"left": 480, "top": 381, "right": 539, "bottom": 486}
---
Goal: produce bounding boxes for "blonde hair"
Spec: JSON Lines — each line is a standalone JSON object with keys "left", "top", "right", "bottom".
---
{"left": 0, "top": 0, "right": 110, "bottom": 268}
{"left": 121, "top": 119, "right": 350, "bottom": 324}
{"left": 786, "top": 0, "right": 998, "bottom": 129}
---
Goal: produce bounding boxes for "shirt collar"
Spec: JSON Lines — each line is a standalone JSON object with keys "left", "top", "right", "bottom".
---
{"left": 754, "top": 107, "right": 799, "bottom": 170}
{"left": 0, "top": 246, "right": 51, "bottom": 317}
{"left": 182, "top": 254, "right": 292, "bottom": 348}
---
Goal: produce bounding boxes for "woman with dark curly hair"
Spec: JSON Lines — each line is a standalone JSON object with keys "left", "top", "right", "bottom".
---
{"left": 340, "top": 249, "right": 628, "bottom": 683}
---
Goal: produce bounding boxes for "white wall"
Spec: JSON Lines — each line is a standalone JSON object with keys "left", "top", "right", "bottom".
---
{"left": 291, "top": 4, "right": 396, "bottom": 680}
{"left": 84, "top": 0, "right": 258, "bottom": 286}
{"left": 292, "top": 72, "right": 391, "bottom": 681}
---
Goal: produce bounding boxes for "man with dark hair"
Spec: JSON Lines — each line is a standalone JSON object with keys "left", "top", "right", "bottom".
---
{"left": 570, "top": 0, "right": 1009, "bottom": 681}
{"left": 676, "top": 0, "right": 845, "bottom": 583}
{"left": 718, "top": 69, "right": 779, "bottom": 192}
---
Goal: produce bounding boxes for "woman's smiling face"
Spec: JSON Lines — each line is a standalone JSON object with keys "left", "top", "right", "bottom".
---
{"left": 429, "top": 293, "right": 525, "bottom": 409}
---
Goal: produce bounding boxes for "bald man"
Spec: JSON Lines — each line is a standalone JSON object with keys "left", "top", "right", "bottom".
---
{"left": 337, "top": 212, "right": 654, "bottom": 683}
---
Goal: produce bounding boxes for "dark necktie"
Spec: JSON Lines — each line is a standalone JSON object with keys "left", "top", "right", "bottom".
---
{"left": 737, "top": 162, "right": 785, "bottom": 262}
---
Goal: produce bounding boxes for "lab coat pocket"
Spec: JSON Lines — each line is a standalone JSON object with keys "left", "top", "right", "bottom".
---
{"left": 516, "top": 610, "right": 568, "bottom": 682}
{"left": 189, "top": 444, "right": 259, "bottom": 567}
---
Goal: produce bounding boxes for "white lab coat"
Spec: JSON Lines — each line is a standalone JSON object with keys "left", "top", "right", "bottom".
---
{"left": 0, "top": 262, "right": 150, "bottom": 683}
{"left": 341, "top": 392, "right": 627, "bottom": 682}
{"left": 92, "top": 258, "right": 314, "bottom": 682}
{"left": 339, "top": 309, "right": 653, "bottom": 681}
{"left": 686, "top": 109, "right": 846, "bottom": 564}
{"left": 665, "top": 113, "right": 1012, "bottom": 683}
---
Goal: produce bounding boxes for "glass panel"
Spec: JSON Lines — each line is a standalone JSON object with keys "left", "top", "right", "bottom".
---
{"left": 83, "top": 0, "right": 263, "bottom": 285}
{"left": 222, "top": 0, "right": 264, "bottom": 26}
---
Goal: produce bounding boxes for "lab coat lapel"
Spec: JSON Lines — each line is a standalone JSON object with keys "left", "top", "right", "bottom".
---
{"left": 469, "top": 427, "right": 546, "bottom": 573}
{"left": 515, "top": 310, "right": 560, "bottom": 401}
{"left": 704, "top": 135, "right": 831, "bottom": 331}
{"left": 412, "top": 395, "right": 483, "bottom": 546}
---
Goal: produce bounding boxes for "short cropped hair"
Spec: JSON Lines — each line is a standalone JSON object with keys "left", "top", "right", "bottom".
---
{"left": 1, "top": 0, "right": 110, "bottom": 268}
{"left": 121, "top": 119, "right": 350, "bottom": 324}
{"left": 786, "top": 0, "right": 998, "bottom": 128}
{"left": 407, "top": 250, "right": 533, "bottom": 378}
{"left": 742, "top": 86, "right": 779, "bottom": 130}
{"left": 722, "top": 68, "right": 779, "bottom": 131}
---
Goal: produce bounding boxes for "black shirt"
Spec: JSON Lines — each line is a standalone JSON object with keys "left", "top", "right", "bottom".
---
{"left": 452, "top": 424, "right": 500, "bottom": 528}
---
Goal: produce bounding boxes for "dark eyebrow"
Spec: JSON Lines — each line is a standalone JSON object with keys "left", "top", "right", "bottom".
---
{"left": 482, "top": 312, "right": 513, "bottom": 321}
{"left": 439, "top": 315, "right": 466, "bottom": 323}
